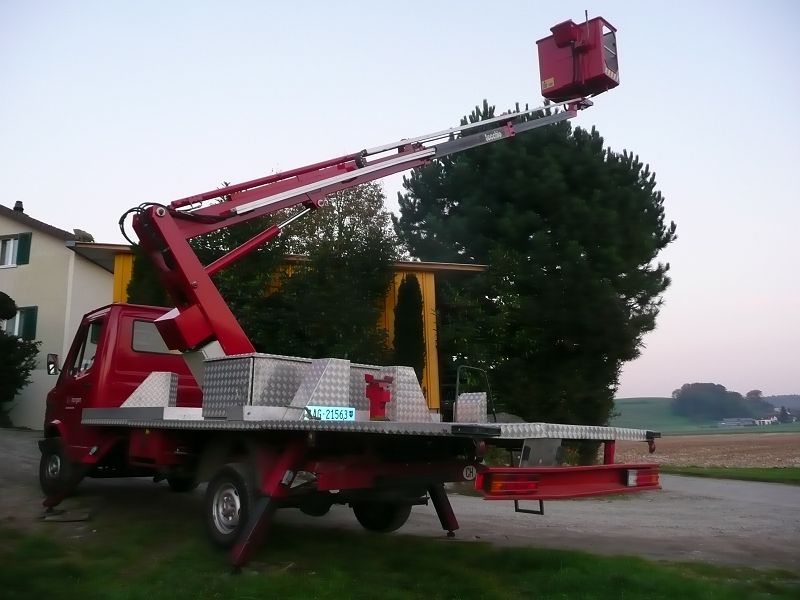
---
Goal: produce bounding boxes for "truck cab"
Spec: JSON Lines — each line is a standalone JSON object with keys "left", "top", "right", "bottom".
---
{"left": 44, "top": 303, "right": 201, "bottom": 461}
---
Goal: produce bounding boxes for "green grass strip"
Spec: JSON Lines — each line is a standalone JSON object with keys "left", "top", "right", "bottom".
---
{"left": 1, "top": 518, "right": 798, "bottom": 600}
{"left": 662, "top": 466, "right": 800, "bottom": 485}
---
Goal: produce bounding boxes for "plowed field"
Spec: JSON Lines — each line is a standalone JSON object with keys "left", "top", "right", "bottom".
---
{"left": 617, "top": 432, "right": 800, "bottom": 467}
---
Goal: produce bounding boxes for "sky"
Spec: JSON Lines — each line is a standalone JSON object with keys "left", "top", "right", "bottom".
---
{"left": 1, "top": 1, "right": 798, "bottom": 398}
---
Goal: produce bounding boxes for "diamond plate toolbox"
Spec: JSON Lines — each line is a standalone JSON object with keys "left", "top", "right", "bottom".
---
{"left": 202, "top": 353, "right": 312, "bottom": 418}
{"left": 454, "top": 392, "right": 487, "bottom": 423}
{"left": 202, "top": 354, "right": 386, "bottom": 419}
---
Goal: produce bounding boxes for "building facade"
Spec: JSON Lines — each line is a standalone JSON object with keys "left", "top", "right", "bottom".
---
{"left": 0, "top": 203, "right": 113, "bottom": 429}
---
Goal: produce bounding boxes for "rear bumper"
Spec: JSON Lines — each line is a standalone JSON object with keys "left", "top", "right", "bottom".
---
{"left": 476, "top": 463, "right": 660, "bottom": 500}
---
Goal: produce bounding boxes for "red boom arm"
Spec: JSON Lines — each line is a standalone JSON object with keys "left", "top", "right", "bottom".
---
{"left": 128, "top": 100, "right": 589, "bottom": 356}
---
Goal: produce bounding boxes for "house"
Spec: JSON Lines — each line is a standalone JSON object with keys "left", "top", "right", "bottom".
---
{"left": 0, "top": 202, "right": 116, "bottom": 429}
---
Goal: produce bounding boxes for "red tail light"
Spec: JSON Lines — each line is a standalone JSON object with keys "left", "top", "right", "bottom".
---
{"left": 476, "top": 470, "right": 539, "bottom": 496}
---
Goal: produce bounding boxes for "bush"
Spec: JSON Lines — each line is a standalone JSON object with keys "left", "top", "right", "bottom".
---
{"left": 0, "top": 332, "right": 40, "bottom": 426}
{"left": 0, "top": 291, "right": 15, "bottom": 320}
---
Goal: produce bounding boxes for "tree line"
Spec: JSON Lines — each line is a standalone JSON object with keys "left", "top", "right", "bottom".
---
{"left": 671, "top": 383, "right": 794, "bottom": 422}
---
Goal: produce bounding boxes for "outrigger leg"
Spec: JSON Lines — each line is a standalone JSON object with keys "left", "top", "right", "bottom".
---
{"left": 428, "top": 483, "right": 459, "bottom": 538}
{"left": 230, "top": 438, "right": 308, "bottom": 569}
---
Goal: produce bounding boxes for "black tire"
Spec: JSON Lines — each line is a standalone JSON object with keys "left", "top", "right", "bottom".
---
{"left": 352, "top": 502, "right": 412, "bottom": 533}
{"left": 204, "top": 463, "right": 254, "bottom": 549}
{"left": 39, "top": 438, "right": 80, "bottom": 497}
{"left": 299, "top": 495, "right": 332, "bottom": 517}
{"left": 167, "top": 475, "right": 199, "bottom": 493}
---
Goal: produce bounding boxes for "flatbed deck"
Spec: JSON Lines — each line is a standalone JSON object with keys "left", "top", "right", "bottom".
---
{"left": 81, "top": 407, "right": 658, "bottom": 441}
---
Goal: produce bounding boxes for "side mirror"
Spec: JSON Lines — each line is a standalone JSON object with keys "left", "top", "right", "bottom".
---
{"left": 46, "top": 353, "right": 60, "bottom": 375}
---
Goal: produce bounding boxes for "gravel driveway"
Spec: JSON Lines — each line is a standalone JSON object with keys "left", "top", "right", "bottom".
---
{"left": 2, "top": 428, "right": 798, "bottom": 569}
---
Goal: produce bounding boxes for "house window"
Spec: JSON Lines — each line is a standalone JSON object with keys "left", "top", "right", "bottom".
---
{"left": 0, "top": 232, "right": 32, "bottom": 267}
{"left": 0, "top": 306, "right": 38, "bottom": 340}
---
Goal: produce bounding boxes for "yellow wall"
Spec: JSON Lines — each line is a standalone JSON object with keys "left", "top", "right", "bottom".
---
{"left": 379, "top": 272, "right": 440, "bottom": 409}
{"left": 113, "top": 253, "right": 133, "bottom": 303}
{"left": 114, "top": 256, "right": 441, "bottom": 409}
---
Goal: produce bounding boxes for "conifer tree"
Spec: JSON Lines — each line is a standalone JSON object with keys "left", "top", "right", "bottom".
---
{"left": 393, "top": 274, "right": 426, "bottom": 381}
{"left": 394, "top": 100, "right": 677, "bottom": 427}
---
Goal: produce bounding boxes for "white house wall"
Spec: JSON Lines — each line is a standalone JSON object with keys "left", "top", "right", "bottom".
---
{"left": 65, "top": 253, "right": 112, "bottom": 351}
{"left": 0, "top": 215, "right": 112, "bottom": 429}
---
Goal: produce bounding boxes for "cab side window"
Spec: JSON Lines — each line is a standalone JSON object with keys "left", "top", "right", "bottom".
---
{"left": 132, "top": 320, "right": 175, "bottom": 354}
{"left": 70, "top": 321, "right": 103, "bottom": 376}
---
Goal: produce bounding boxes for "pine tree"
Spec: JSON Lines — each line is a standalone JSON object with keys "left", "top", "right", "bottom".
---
{"left": 394, "top": 100, "right": 677, "bottom": 427}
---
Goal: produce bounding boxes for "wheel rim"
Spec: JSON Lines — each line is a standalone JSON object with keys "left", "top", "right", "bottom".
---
{"left": 46, "top": 454, "right": 61, "bottom": 480}
{"left": 211, "top": 483, "right": 241, "bottom": 535}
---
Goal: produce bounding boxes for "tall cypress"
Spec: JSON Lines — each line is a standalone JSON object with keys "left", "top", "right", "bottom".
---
{"left": 393, "top": 274, "right": 426, "bottom": 381}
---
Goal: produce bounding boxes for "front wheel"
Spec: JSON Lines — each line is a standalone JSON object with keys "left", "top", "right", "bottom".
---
{"left": 204, "top": 463, "right": 254, "bottom": 549}
{"left": 352, "top": 502, "right": 412, "bottom": 533}
{"left": 39, "top": 438, "right": 80, "bottom": 497}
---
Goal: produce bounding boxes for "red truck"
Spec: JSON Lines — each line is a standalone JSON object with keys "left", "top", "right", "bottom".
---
{"left": 38, "top": 17, "right": 659, "bottom": 567}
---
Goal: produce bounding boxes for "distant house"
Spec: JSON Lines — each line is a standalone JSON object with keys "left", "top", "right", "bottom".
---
{"left": 721, "top": 416, "right": 777, "bottom": 427}
{"left": 0, "top": 202, "right": 118, "bottom": 429}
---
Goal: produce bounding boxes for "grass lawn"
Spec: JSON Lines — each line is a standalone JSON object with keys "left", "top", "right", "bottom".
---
{"left": 1, "top": 516, "right": 798, "bottom": 600}
{"left": 661, "top": 466, "right": 800, "bottom": 485}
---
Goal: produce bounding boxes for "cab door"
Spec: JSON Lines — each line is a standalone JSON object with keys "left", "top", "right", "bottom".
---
{"left": 47, "top": 316, "right": 105, "bottom": 451}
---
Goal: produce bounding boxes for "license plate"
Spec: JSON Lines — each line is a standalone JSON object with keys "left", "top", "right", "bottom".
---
{"left": 304, "top": 406, "right": 356, "bottom": 421}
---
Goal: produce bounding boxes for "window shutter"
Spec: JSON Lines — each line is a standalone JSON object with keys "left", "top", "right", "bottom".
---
{"left": 16, "top": 232, "right": 32, "bottom": 265}
{"left": 20, "top": 306, "right": 37, "bottom": 341}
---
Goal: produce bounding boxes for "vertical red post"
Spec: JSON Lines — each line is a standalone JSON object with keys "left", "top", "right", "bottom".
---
{"left": 365, "top": 374, "right": 393, "bottom": 420}
{"left": 603, "top": 440, "right": 616, "bottom": 464}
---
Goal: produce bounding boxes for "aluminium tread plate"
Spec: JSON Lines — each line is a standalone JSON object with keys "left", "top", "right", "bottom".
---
{"left": 497, "top": 423, "right": 658, "bottom": 442}
{"left": 81, "top": 408, "right": 656, "bottom": 441}
{"left": 81, "top": 415, "right": 494, "bottom": 437}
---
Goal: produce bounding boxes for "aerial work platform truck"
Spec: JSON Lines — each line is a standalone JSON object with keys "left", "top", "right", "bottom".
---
{"left": 38, "top": 15, "right": 658, "bottom": 567}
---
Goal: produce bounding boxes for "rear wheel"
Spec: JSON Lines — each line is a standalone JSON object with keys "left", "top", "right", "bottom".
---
{"left": 39, "top": 438, "right": 80, "bottom": 497}
{"left": 299, "top": 494, "right": 332, "bottom": 517}
{"left": 204, "top": 463, "right": 254, "bottom": 549}
{"left": 352, "top": 502, "right": 412, "bottom": 533}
